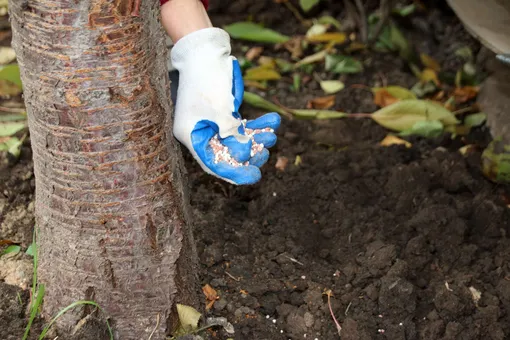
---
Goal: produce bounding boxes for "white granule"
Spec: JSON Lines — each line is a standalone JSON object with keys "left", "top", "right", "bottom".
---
{"left": 208, "top": 127, "right": 274, "bottom": 166}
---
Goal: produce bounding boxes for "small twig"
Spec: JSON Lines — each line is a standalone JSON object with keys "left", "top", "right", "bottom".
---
{"left": 343, "top": 0, "right": 361, "bottom": 32}
{"left": 0, "top": 106, "right": 25, "bottom": 113}
{"left": 325, "top": 290, "right": 342, "bottom": 336}
{"left": 452, "top": 106, "right": 474, "bottom": 115}
{"left": 368, "top": 0, "right": 391, "bottom": 45}
{"left": 378, "top": 71, "right": 388, "bottom": 87}
{"left": 281, "top": 253, "right": 304, "bottom": 266}
{"left": 354, "top": 0, "right": 368, "bottom": 42}
{"left": 271, "top": 96, "right": 295, "bottom": 120}
{"left": 346, "top": 113, "right": 373, "bottom": 118}
{"left": 225, "top": 271, "right": 240, "bottom": 282}
{"left": 148, "top": 313, "right": 160, "bottom": 340}
{"left": 344, "top": 301, "right": 352, "bottom": 316}
{"left": 282, "top": 1, "right": 312, "bottom": 27}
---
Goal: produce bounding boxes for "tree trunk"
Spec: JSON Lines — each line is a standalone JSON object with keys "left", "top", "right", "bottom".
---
{"left": 9, "top": 0, "right": 198, "bottom": 339}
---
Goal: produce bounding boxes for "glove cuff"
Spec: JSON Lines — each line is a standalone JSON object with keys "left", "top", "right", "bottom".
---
{"left": 170, "top": 27, "right": 232, "bottom": 69}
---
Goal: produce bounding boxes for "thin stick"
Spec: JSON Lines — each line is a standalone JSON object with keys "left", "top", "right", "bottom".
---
{"left": 354, "top": 0, "right": 368, "bottom": 42}
{"left": 368, "top": 0, "right": 391, "bottom": 45}
{"left": 147, "top": 313, "right": 160, "bottom": 340}
{"left": 225, "top": 271, "right": 240, "bottom": 282}
{"left": 326, "top": 290, "right": 342, "bottom": 335}
{"left": 282, "top": 1, "right": 311, "bottom": 27}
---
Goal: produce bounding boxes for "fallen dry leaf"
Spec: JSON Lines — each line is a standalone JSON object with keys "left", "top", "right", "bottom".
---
{"left": 245, "top": 46, "right": 264, "bottom": 61}
{"left": 420, "top": 53, "right": 441, "bottom": 72}
{"left": 282, "top": 36, "right": 304, "bottom": 59}
{"left": 240, "top": 289, "right": 249, "bottom": 295}
{"left": 275, "top": 156, "right": 289, "bottom": 171}
{"left": 306, "top": 32, "right": 347, "bottom": 44}
{"left": 244, "top": 66, "right": 281, "bottom": 81}
{"left": 307, "top": 95, "right": 336, "bottom": 109}
{"left": 244, "top": 80, "right": 267, "bottom": 90}
{"left": 202, "top": 284, "right": 219, "bottom": 311}
{"left": 373, "top": 89, "right": 399, "bottom": 107}
{"left": 420, "top": 68, "right": 440, "bottom": 86}
{"left": 258, "top": 56, "right": 276, "bottom": 68}
{"left": 380, "top": 135, "right": 412, "bottom": 148}
{"left": 453, "top": 86, "right": 479, "bottom": 103}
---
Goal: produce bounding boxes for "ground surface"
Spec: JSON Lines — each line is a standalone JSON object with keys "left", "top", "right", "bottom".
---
{"left": 2, "top": 1, "right": 510, "bottom": 340}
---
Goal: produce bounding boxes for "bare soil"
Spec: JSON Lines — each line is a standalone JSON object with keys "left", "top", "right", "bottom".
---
{"left": 2, "top": 1, "right": 510, "bottom": 340}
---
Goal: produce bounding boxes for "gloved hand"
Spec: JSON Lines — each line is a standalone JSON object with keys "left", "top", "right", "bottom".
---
{"left": 170, "top": 27, "right": 280, "bottom": 185}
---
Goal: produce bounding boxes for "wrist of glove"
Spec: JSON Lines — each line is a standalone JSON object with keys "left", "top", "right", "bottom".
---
{"left": 170, "top": 27, "right": 280, "bottom": 185}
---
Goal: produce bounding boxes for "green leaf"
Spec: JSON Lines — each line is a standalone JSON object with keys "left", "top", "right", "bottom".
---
{"left": 390, "top": 23, "right": 411, "bottom": 60}
{"left": 176, "top": 304, "right": 201, "bottom": 333}
{"left": 0, "top": 136, "right": 22, "bottom": 158}
{"left": 38, "top": 300, "right": 113, "bottom": 340}
{"left": 371, "top": 99, "right": 459, "bottom": 131}
{"left": 320, "top": 80, "right": 345, "bottom": 94}
{"left": 23, "top": 284, "right": 45, "bottom": 340}
{"left": 275, "top": 58, "right": 294, "bottom": 73}
{"left": 300, "top": 0, "right": 320, "bottom": 12}
{"left": 0, "top": 64, "right": 22, "bottom": 88}
{"left": 392, "top": 4, "right": 416, "bottom": 16}
{"left": 325, "top": 54, "right": 363, "bottom": 74}
{"left": 317, "top": 15, "right": 341, "bottom": 29}
{"left": 243, "top": 92, "right": 288, "bottom": 116}
{"left": 292, "top": 73, "right": 301, "bottom": 92}
{"left": 481, "top": 139, "right": 510, "bottom": 183}
{"left": 223, "top": 22, "right": 290, "bottom": 43}
{"left": 0, "top": 121, "right": 26, "bottom": 137}
{"left": 0, "top": 113, "right": 26, "bottom": 122}
{"left": 411, "top": 81, "right": 437, "bottom": 98}
{"left": 2, "top": 244, "right": 21, "bottom": 256}
{"left": 455, "top": 46, "right": 473, "bottom": 61}
{"left": 399, "top": 120, "right": 444, "bottom": 138}
{"left": 292, "top": 109, "right": 347, "bottom": 119}
{"left": 372, "top": 86, "right": 417, "bottom": 100}
{"left": 464, "top": 112, "right": 487, "bottom": 128}
{"left": 25, "top": 243, "right": 34, "bottom": 256}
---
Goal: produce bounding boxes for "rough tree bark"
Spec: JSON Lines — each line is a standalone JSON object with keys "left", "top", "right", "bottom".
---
{"left": 9, "top": 0, "right": 198, "bottom": 339}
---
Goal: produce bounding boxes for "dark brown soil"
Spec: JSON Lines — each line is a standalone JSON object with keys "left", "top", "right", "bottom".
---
{"left": 2, "top": 1, "right": 510, "bottom": 340}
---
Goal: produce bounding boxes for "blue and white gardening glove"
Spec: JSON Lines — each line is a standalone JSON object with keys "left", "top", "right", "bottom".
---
{"left": 171, "top": 27, "right": 281, "bottom": 185}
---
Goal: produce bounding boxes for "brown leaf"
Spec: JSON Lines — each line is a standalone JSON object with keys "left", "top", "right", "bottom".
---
{"left": 306, "top": 95, "right": 335, "bottom": 109}
{"left": 420, "top": 53, "right": 441, "bottom": 72}
{"left": 202, "top": 284, "right": 219, "bottom": 303}
{"left": 275, "top": 156, "right": 289, "bottom": 171}
{"left": 282, "top": 36, "right": 303, "bottom": 59}
{"left": 379, "top": 135, "right": 412, "bottom": 148}
{"left": 373, "top": 89, "right": 399, "bottom": 107}
{"left": 245, "top": 46, "right": 264, "bottom": 61}
{"left": 0, "top": 239, "right": 16, "bottom": 246}
{"left": 453, "top": 86, "right": 479, "bottom": 103}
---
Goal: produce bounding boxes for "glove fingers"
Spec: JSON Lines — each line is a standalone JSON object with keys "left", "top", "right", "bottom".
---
{"left": 214, "top": 163, "right": 262, "bottom": 185}
{"left": 246, "top": 112, "right": 281, "bottom": 130}
{"left": 221, "top": 134, "right": 252, "bottom": 163}
{"left": 253, "top": 132, "right": 277, "bottom": 148}
{"left": 231, "top": 59, "right": 244, "bottom": 114}
{"left": 249, "top": 148, "right": 270, "bottom": 168}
